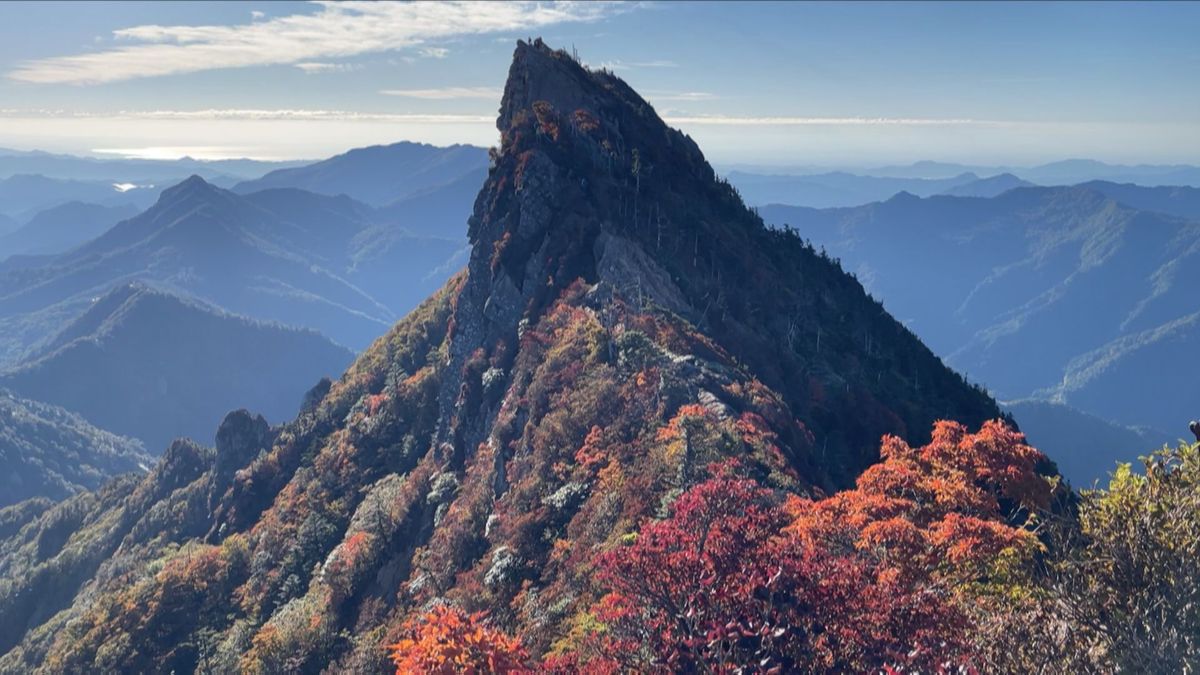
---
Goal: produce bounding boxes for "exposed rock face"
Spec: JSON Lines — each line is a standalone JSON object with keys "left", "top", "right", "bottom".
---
{"left": 439, "top": 38, "right": 998, "bottom": 485}
{"left": 209, "top": 409, "right": 273, "bottom": 513}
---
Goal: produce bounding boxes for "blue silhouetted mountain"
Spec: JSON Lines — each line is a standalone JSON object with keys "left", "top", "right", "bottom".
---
{"left": 0, "top": 201, "right": 139, "bottom": 257}
{"left": 0, "top": 387, "right": 150, "bottom": 506}
{"left": 0, "top": 146, "right": 301, "bottom": 183}
{"left": 232, "top": 141, "right": 488, "bottom": 206}
{"left": 760, "top": 183, "right": 1200, "bottom": 434}
{"left": 860, "top": 159, "right": 1200, "bottom": 186}
{"left": 1075, "top": 180, "right": 1200, "bottom": 221}
{"left": 728, "top": 161, "right": 1200, "bottom": 209}
{"left": 0, "top": 174, "right": 160, "bottom": 220}
{"left": 727, "top": 170, "right": 980, "bottom": 208}
{"left": 939, "top": 173, "right": 1033, "bottom": 198}
{"left": 1020, "top": 159, "right": 1200, "bottom": 187}
{"left": 373, "top": 166, "right": 488, "bottom": 238}
{"left": 1044, "top": 311, "right": 1200, "bottom": 433}
{"left": 0, "top": 176, "right": 468, "bottom": 356}
{"left": 1005, "top": 399, "right": 1174, "bottom": 488}
{"left": 0, "top": 282, "right": 354, "bottom": 452}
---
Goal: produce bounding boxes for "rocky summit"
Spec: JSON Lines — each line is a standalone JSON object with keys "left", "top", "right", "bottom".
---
{"left": 0, "top": 40, "right": 1011, "bottom": 673}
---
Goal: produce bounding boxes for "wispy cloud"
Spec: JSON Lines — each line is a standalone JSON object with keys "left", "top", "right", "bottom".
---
{"left": 662, "top": 115, "right": 991, "bottom": 126}
{"left": 294, "top": 62, "right": 361, "bottom": 74}
{"left": 9, "top": 1, "right": 624, "bottom": 85}
{"left": 418, "top": 47, "right": 450, "bottom": 59}
{"left": 378, "top": 87, "right": 501, "bottom": 100}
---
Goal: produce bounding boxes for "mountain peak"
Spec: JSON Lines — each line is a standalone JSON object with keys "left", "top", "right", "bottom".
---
{"left": 444, "top": 39, "right": 998, "bottom": 483}
{"left": 498, "top": 38, "right": 608, "bottom": 131}
{"left": 156, "top": 173, "right": 220, "bottom": 206}
{"left": 179, "top": 173, "right": 211, "bottom": 189}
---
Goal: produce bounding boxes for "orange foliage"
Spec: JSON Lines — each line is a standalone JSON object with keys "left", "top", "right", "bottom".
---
{"left": 655, "top": 403, "right": 710, "bottom": 442}
{"left": 784, "top": 420, "right": 1048, "bottom": 588}
{"left": 388, "top": 605, "right": 531, "bottom": 674}
{"left": 366, "top": 392, "right": 389, "bottom": 416}
{"left": 572, "top": 108, "right": 601, "bottom": 134}
{"left": 531, "top": 100, "right": 560, "bottom": 141}
{"left": 557, "top": 420, "right": 1052, "bottom": 672}
{"left": 574, "top": 425, "right": 608, "bottom": 473}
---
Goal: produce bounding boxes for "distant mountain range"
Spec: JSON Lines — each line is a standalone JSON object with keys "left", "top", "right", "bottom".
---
{"left": 761, "top": 181, "right": 1200, "bottom": 434}
{"left": 0, "top": 201, "right": 139, "bottom": 257}
{"left": 939, "top": 173, "right": 1033, "bottom": 198}
{"left": 0, "top": 283, "right": 354, "bottom": 451}
{"left": 0, "top": 387, "right": 149, "bottom": 506}
{"left": 0, "top": 141, "right": 484, "bottom": 477}
{"left": 728, "top": 170, "right": 982, "bottom": 208}
{"left": 1, "top": 133, "right": 1195, "bottom": 500}
{"left": 232, "top": 141, "right": 488, "bottom": 206}
{"left": 727, "top": 160, "right": 1200, "bottom": 208}
{"left": 0, "top": 175, "right": 467, "bottom": 355}
{"left": 0, "top": 146, "right": 303, "bottom": 184}
{"left": 1004, "top": 400, "right": 1174, "bottom": 487}
{"left": 0, "top": 174, "right": 159, "bottom": 221}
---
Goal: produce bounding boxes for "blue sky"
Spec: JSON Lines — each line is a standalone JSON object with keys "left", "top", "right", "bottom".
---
{"left": 0, "top": 1, "right": 1196, "bottom": 166}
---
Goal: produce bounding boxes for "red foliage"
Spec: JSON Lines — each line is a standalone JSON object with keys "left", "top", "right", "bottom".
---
{"left": 388, "top": 605, "right": 531, "bottom": 674}
{"left": 532, "top": 100, "right": 561, "bottom": 141}
{"left": 574, "top": 425, "right": 609, "bottom": 474}
{"left": 556, "top": 421, "right": 1051, "bottom": 673}
{"left": 366, "top": 392, "right": 388, "bottom": 417}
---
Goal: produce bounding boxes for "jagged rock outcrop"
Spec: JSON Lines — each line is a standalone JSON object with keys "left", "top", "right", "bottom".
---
{"left": 440, "top": 38, "right": 997, "bottom": 485}
{"left": 208, "top": 410, "right": 273, "bottom": 514}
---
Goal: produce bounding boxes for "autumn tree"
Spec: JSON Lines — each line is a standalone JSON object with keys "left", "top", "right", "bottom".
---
{"left": 994, "top": 441, "right": 1200, "bottom": 672}
{"left": 555, "top": 420, "right": 1054, "bottom": 673}
{"left": 388, "top": 604, "right": 531, "bottom": 674}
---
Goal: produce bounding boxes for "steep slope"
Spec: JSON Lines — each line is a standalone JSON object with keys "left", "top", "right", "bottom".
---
{"left": 761, "top": 187, "right": 1200, "bottom": 428}
{"left": 0, "top": 388, "right": 149, "bottom": 506}
{"left": 0, "top": 283, "right": 354, "bottom": 451}
{"left": 1005, "top": 399, "right": 1173, "bottom": 487}
{"left": 232, "top": 141, "right": 488, "bottom": 206}
{"left": 373, "top": 166, "right": 488, "bottom": 238}
{"left": 0, "top": 201, "right": 139, "bottom": 257}
{"left": 1044, "top": 310, "right": 1200, "bottom": 433}
{"left": 0, "top": 40, "right": 1003, "bottom": 673}
{"left": 0, "top": 177, "right": 466, "bottom": 355}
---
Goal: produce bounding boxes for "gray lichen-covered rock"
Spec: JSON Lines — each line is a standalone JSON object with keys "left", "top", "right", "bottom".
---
{"left": 210, "top": 409, "right": 273, "bottom": 512}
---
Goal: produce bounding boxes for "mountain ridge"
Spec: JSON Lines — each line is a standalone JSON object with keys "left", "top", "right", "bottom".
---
{"left": 232, "top": 141, "right": 488, "bottom": 207}
{"left": 760, "top": 183, "right": 1200, "bottom": 435}
{"left": 0, "top": 175, "right": 468, "bottom": 356}
{"left": 0, "top": 282, "right": 355, "bottom": 451}
{"left": 0, "top": 388, "right": 149, "bottom": 506}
